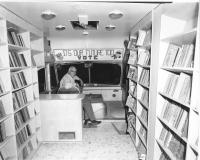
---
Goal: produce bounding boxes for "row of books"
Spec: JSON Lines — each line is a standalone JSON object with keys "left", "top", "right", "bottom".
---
{"left": 128, "top": 120, "right": 136, "bottom": 142}
{"left": 127, "top": 36, "right": 137, "bottom": 50}
{"left": 0, "top": 78, "right": 5, "bottom": 94}
{"left": 163, "top": 72, "right": 191, "bottom": 104}
{"left": 163, "top": 43, "right": 194, "bottom": 68}
{"left": 130, "top": 127, "right": 136, "bottom": 141}
{"left": 140, "top": 107, "right": 148, "bottom": 124}
{"left": 0, "top": 100, "right": 6, "bottom": 119}
{"left": 7, "top": 29, "right": 25, "bottom": 47}
{"left": 127, "top": 48, "right": 150, "bottom": 67}
{"left": 13, "top": 89, "right": 28, "bottom": 111}
{"left": 137, "top": 138, "right": 147, "bottom": 155}
{"left": 160, "top": 100, "right": 188, "bottom": 137}
{"left": 14, "top": 107, "right": 30, "bottom": 131}
{"left": 16, "top": 124, "right": 32, "bottom": 148}
{"left": 138, "top": 48, "right": 150, "bottom": 66}
{"left": 138, "top": 88, "right": 149, "bottom": 107}
{"left": 0, "top": 122, "right": 6, "bottom": 143}
{"left": 9, "top": 51, "right": 27, "bottom": 67}
{"left": 128, "top": 50, "right": 137, "bottom": 66}
{"left": 139, "top": 69, "right": 150, "bottom": 87}
{"left": 11, "top": 71, "right": 27, "bottom": 90}
{"left": 128, "top": 113, "right": 136, "bottom": 127}
{"left": 138, "top": 124, "right": 147, "bottom": 143}
{"left": 127, "top": 66, "right": 137, "bottom": 81}
{"left": 136, "top": 29, "right": 151, "bottom": 47}
{"left": 126, "top": 95, "right": 137, "bottom": 113}
{"left": 129, "top": 81, "right": 137, "bottom": 97}
{"left": 159, "top": 126, "right": 185, "bottom": 160}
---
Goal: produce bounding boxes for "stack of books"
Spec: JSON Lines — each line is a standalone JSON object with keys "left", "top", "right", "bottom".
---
{"left": 163, "top": 43, "right": 194, "bottom": 68}
{"left": 9, "top": 51, "right": 27, "bottom": 67}
{"left": 7, "top": 29, "right": 25, "bottom": 47}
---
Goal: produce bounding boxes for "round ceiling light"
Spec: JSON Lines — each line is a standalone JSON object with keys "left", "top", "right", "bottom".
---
{"left": 105, "top": 24, "right": 116, "bottom": 31}
{"left": 109, "top": 10, "right": 123, "bottom": 19}
{"left": 41, "top": 10, "right": 56, "bottom": 20}
{"left": 55, "top": 25, "right": 66, "bottom": 31}
{"left": 82, "top": 31, "right": 89, "bottom": 35}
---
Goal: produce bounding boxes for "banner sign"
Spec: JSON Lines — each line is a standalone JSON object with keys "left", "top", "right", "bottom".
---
{"left": 53, "top": 48, "right": 124, "bottom": 61}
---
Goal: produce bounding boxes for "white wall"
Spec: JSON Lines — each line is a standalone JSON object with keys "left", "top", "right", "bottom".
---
{"left": 49, "top": 36, "right": 126, "bottom": 49}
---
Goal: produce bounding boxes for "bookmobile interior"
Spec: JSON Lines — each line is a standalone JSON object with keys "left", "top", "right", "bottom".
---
{"left": 0, "top": 0, "right": 199, "bottom": 160}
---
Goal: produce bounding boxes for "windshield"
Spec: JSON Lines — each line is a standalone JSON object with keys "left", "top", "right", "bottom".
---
{"left": 54, "top": 62, "right": 122, "bottom": 87}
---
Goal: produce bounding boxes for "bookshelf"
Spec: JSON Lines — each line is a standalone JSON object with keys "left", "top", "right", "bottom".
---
{"left": 125, "top": 12, "right": 153, "bottom": 160}
{"left": 154, "top": 3, "right": 200, "bottom": 160}
{"left": 125, "top": 4, "right": 162, "bottom": 160}
{"left": 0, "top": 7, "right": 44, "bottom": 159}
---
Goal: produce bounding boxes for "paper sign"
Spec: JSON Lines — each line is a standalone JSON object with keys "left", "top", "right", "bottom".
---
{"left": 53, "top": 48, "right": 124, "bottom": 61}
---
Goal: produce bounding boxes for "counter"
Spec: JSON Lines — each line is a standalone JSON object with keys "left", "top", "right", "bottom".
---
{"left": 40, "top": 94, "right": 84, "bottom": 142}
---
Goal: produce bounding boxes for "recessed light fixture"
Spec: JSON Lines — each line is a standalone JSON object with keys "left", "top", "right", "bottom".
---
{"left": 41, "top": 10, "right": 56, "bottom": 20}
{"left": 55, "top": 25, "right": 66, "bottom": 31}
{"left": 105, "top": 24, "right": 116, "bottom": 31}
{"left": 82, "top": 30, "right": 89, "bottom": 35}
{"left": 109, "top": 10, "right": 123, "bottom": 19}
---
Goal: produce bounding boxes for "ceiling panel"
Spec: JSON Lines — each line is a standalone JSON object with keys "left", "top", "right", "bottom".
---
{"left": 0, "top": 2, "right": 159, "bottom": 38}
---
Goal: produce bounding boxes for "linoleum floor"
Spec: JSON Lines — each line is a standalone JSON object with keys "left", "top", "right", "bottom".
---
{"left": 32, "top": 121, "right": 138, "bottom": 160}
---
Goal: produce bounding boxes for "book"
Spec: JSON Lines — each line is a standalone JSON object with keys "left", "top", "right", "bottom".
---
{"left": 181, "top": 117, "right": 189, "bottom": 137}
{"left": 173, "top": 44, "right": 194, "bottom": 67}
{"left": 163, "top": 72, "right": 179, "bottom": 96}
{"left": 0, "top": 100, "right": 5, "bottom": 119}
{"left": 126, "top": 95, "right": 137, "bottom": 112}
{"left": 7, "top": 30, "right": 15, "bottom": 45}
{"left": 182, "top": 44, "right": 194, "bottom": 67}
{"left": 11, "top": 71, "right": 27, "bottom": 89}
{"left": 136, "top": 30, "right": 147, "bottom": 46}
{"left": 136, "top": 29, "right": 151, "bottom": 47}
{"left": 138, "top": 48, "right": 150, "bottom": 66}
{"left": 127, "top": 66, "right": 137, "bottom": 81}
{"left": 0, "top": 78, "right": 5, "bottom": 94}
{"left": 139, "top": 69, "right": 150, "bottom": 87}
{"left": 129, "top": 81, "right": 137, "bottom": 97}
{"left": 0, "top": 122, "right": 6, "bottom": 143}
{"left": 127, "top": 36, "right": 137, "bottom": 50}
{"left": 173, "top": 73, "right": 192, "bottom": 103}
{"left": 162, "top": 43, "right": 179, "bottom": 67}
{"left": 128, "top": 50, "right": 137, "bottom": 65}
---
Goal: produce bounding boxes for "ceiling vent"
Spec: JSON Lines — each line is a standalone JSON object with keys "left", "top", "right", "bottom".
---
{"left": 70, "top": 21, "right": 99, "bottom": 30}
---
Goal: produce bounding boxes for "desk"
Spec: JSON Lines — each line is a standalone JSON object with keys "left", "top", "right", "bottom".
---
{"left": 40, "top": 94, "right": 84, "bottom": 142}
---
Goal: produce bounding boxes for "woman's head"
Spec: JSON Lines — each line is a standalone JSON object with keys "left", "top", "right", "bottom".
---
{"left": 68, "top": 66, "right": 77, "bottom": 77}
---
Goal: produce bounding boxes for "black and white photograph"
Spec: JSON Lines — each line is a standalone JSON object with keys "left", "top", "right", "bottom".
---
{"left": 0, "top": 0, "right": 199, "bottom": 160}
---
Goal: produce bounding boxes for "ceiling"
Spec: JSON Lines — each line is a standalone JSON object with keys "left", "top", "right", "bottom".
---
{"left": 0, "top": 2, "right": 159, "bottom": 39}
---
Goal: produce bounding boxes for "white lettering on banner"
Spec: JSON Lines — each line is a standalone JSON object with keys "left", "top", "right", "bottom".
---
{"left": 53, "top": 49, "right": 124, "bottom": 61}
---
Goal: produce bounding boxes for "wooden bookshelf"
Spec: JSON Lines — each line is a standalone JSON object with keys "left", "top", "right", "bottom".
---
{"left": 156, "top": 139, "right": 177, "bottom": 160}
{"left": 0, "top": 7, "right": 44, "bottom": 160}
{"left": 125, "top": 10, "right": 156, "bottom": 160}
{"left": 154, "top": 3, "right": 200, "bottom": 160}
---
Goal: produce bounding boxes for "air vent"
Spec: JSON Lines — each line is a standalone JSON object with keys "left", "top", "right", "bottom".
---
{"left": 70, "top": 21, "right": 99, "bottom": 30}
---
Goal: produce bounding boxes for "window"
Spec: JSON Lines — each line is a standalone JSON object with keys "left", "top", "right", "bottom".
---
{"left": 45, "top": 62, "right": 122, "bottom": 90}
{"left": 91, "top": 63, "right": 121, "bottom": 85}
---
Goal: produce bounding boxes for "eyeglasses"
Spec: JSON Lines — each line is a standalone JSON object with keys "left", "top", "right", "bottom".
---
{"left": 71, "top": 70, "right": 77, "bottom": 73}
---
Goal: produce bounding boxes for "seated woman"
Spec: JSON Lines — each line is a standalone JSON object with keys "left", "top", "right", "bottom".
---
{"left": 58, "top": 66, "right": 101, "bottom": 126}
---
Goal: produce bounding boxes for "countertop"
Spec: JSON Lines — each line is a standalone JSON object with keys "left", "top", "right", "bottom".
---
{"left": 40, "top": 94, "right": 85, "bottom": 100}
